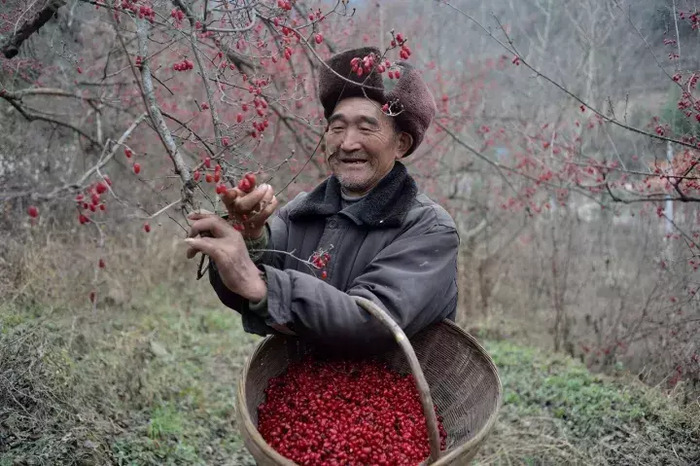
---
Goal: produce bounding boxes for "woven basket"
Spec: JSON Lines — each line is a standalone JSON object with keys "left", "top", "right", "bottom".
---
{"left": 236, "top": 297, "right": 502, "bottom": 465}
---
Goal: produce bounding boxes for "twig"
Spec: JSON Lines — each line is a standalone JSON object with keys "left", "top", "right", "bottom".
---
{"left": 0, "top": 113, "right": 147, "bottom": 202}
{"left": 437, "top": 0, "right": 700, "bottom": 151}
{"left": 1, "top": 0, "right": 66, "bottom": 58}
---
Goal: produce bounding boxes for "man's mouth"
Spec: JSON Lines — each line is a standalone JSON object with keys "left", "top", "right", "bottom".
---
{"left": 339, "top": 159, "right": 368, "bottom": 165}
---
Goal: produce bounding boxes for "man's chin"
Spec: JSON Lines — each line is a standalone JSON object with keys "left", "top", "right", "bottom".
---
{"left": 336, "top": 176, "right": 371, "bottom": 194}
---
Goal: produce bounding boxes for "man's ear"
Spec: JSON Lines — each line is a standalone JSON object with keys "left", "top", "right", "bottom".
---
{"left": 395, "top": 132, "right": 414, "bottom": 158}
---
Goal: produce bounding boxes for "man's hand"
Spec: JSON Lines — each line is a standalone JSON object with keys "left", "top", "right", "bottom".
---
{"left": 185, "top": 212, "right": 266, "bottom": 302}
{"left": 220, "top": 178, "right": 278, "bottom": 240}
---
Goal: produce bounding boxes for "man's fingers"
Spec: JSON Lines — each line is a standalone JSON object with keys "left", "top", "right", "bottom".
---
{"left": 187, "top": 211, "right": 215, "bottom": 221}
{"left": 244, "top": 195, "right": 278, "bottom": 231}
{"left": 186, "top": 245, "right": 199, "bottom": 259}
{"left": 219, "top": 188, "right": 239, "bottom": 208}
{"left": 260, "top": 185, "right": 274, "bottom": 206}
{"left": 234, "top": 184, "right": 272, "bottom": 212}
{"left": 258, "top": 195, "right": 278, "bottom": 220}
{"left": 184, "top": 237, "right": 218, "bottom": 259}
{"left": 188, "top": 215, "right": 231, "bottom": 239}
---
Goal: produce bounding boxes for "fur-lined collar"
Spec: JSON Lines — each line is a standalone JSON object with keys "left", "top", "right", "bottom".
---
{"left": 288, "top": 161, "right": 418, "bottom": 227}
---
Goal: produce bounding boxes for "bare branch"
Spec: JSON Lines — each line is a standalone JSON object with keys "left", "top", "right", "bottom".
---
{"left": 135, "top": 19, "right": 194, "bottom": 205}
{"left": 1, "top": 0, "right": 66, "bottom": 59}
{"left": 438, "top": 0, "right": 700, "bottom": 151}
{"left": 0, "top": 113, "right": 147, "bottom": 202}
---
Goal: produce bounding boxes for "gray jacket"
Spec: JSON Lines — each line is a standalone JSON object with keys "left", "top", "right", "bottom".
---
{"left": 209, "top": 161, "right": 459, "bottom": 351}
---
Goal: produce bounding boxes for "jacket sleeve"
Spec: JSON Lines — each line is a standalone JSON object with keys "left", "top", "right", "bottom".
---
{"left": 261, "top": 218, "right": 459, "bottom": 349}
{"left": 207, "top": 210, "right": 289, "bottom": 335}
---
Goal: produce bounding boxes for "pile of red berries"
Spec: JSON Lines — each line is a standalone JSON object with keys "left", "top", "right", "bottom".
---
{"left": 257, "top": 357, "right": 447, "bottom": 465}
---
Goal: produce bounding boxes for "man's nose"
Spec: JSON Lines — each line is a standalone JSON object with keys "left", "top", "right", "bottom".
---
{"left": 339, "top": 129, "right": 362, "bottom": 152}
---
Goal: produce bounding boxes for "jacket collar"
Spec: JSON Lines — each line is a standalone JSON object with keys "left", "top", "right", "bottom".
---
{"left": 288, "top": 161, "right": 418, "bottom": 227}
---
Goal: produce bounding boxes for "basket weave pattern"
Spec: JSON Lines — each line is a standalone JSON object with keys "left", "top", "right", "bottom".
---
{"left": 237, "top": 320, "right": 502, "bottom": 465}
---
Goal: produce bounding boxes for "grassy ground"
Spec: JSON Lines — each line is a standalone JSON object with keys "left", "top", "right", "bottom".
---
{"left": 1, "top": 283, "right": 698, "bottom": 466}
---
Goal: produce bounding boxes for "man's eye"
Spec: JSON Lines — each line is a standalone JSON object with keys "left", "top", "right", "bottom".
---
{"left": 330, "top": 126, "right": 344, "bottom": 132}
{"left": 359, "top": 127, "right": 373, "bottom": 132}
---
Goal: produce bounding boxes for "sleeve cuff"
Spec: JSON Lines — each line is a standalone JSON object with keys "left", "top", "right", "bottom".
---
{"left": 248, "top": 267, "right": 269, "bottom": 319}
{"left": 244, "top": 225, "right": 269, "bottom": 263}
{"left": 248, "top": 293, "right": 268, "bottom": 315}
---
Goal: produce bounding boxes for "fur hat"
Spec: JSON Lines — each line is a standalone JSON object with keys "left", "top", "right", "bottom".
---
{"left": 318, "top": 46, "right": 437, "bottom": 156}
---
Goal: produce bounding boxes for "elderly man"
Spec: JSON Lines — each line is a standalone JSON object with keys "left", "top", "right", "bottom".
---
{"left": 185, "top": 47, "right": 459, "bottom": 351}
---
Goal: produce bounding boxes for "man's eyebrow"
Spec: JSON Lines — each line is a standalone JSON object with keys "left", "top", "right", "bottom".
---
{"left": 358, "top": 115, "right": 380, "bottom": 126}
{"left": 328, "top": 113, "right": 346, "bottom": 124}
{"left": 328, "top": 113, "right": 380, "bottom": 126}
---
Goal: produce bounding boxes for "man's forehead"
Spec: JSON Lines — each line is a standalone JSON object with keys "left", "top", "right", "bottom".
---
{"left": 330, "top": 98, "right": 387, "bottom": 124}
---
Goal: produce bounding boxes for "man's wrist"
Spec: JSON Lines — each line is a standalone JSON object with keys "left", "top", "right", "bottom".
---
{"left": 243, "top": 227, "right": 265, "bottom": 241}
{"left": 246, "top": 269, "right": 267, "bottom": 303}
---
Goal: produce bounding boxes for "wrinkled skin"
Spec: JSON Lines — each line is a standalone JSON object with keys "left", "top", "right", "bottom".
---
{"left": 324, "top": 97, "right": 412, "bottom": 196}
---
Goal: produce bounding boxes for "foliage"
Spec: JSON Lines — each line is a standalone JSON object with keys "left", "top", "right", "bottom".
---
{"left": 2, "top": 283, "right": 698, "bottom": 465}
{"left": 478, "top": 339, "right": 700, "bottom": 465}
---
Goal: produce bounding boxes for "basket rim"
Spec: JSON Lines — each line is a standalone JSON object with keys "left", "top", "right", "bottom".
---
{"left": 236, "top": 320, "right": 503, "bottom": 465}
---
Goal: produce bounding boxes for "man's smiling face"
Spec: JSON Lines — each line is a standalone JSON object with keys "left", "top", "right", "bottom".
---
{"left": 324, "top": 97, "right": 412, "bottom": 196}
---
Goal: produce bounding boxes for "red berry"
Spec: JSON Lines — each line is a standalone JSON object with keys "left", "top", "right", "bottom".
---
{"left": 98, "top": 258, "right": 106, "bottom": 269}
{"left": 79, "top": 214, "right": 89, "bottom": 225}
{"left": 204, "top": 156, "right": 211, "bottom": 168}
{"left": 193, "top": 170, "right": 201, "bottom": 181}
{"left": 27, "top": 206, "right": 39, "bottom": 218}
{"left": 124, "top": 148, "right": 133, "bottom": 158}
{"left": 237, "top": 113, "right": 244, "bottom": 123}
{"left": 133, "top": 163, "right": 141, "bottom": 174}
{"left": 315, "top": 33, "right": 323, "bottom": 44}
{"left": 321, "top": 270, "right": 327, "bottom": 279}
{"left": 257, "top": 357, "right": 447, "bottom": 464}
{"left": 216, "top": 184, "right": 226, "bottom": 194}
{"left": 205, "top": 173, "right": 213, "bottom": 183}
{"left": 238, "top": 178, "right": 252, "bottom": 192}
{"left": 89, "top": 291, "right": 96, "bottom": 303}
{"left": 244, "top": 172, "right": 256, "bottom": 186}
{"left": 144, "top": 223, "right": 151, "bottom": 233}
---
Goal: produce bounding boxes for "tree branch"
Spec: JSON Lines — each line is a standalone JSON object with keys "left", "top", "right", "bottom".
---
{"left": 1, "top": 0, "right": 66, "bottom": 59}
{"left": 135, "top": 19, "right": 194, "bottom": 205}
